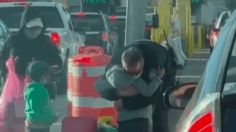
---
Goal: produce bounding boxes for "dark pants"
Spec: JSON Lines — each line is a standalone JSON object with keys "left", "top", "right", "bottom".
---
{"left": 153, "top": 109, "right": 169, "bottom": 132}
{"left": 210, "top": 46, "right": 213, "bottom": 54}
{"left": 118, "top": 118, "right": 149, "bottom": 132}
{"left": 152, "top": 85, "right": 169, "bottom": 132}
{"left": 26, "top": 128, "right": 50, "bottom": 132}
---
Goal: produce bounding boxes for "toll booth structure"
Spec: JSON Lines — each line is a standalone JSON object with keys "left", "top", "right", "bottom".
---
{"left": 151, "top": 0, "right": 195, "bottom": 57}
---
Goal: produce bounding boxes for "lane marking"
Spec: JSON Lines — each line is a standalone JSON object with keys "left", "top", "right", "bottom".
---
{"left": 194, "top": 48, "right": 210, "bottom": 50}
{"left": 186, "top": 58, "right": 208, "bottom": 61}
{"left": 177, "top": 76, "right": 201, "bottom": 78}
{"left": 52, "top": 123, "right": 62, "bottom": 126}
{"left": 193, "top": 51, "right": 210, "bottom": 54}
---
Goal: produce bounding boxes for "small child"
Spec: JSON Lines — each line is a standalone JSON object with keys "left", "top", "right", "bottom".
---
{"left": 24, "top": 61, "right": 57, "bottom": 132}
{"left": 106, "top": 46, "right": 164, "bottom": 99}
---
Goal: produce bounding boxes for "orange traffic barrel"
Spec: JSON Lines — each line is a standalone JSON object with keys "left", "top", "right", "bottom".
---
{"left": 67, "top": 46, "right": 104, "bottom": 117}
{"left": 68, "top": 46, "right": 117, "bottom": 126}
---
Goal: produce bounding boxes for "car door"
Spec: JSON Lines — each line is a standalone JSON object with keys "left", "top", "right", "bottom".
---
{"left": 61, "top": 6, "right": 74, "bottom": 45}
{"left": 221, "top": 28, "right": 236, "bottom": 131}
{"left": 102, "top": 14, "right": 114, "bottom": 55}
{"left": 178, "top": 20, "right": 236, "bottom": 132}
{"left": 0, "top": 21, "right": 6, "bottom": 52}
{"left": 62, "top": 6, "right": 79, "bottom": 56}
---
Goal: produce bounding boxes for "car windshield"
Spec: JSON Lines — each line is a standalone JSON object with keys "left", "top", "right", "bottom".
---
{"left": 0, "top": 6, "right": 64, "bottom": 29}
{"left": 114, "top": 7, "right": 126, "bottom": 15}
{"left": 72, "top": 14, "right": 105, "bottom": 32}
{"left": 33, "top": 7, "right": 64, "bottom": 28}
{"left": 109, "top": 17, "right": 125, "bottom": 31}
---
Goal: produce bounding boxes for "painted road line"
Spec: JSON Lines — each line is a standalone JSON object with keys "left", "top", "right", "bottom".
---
{"left": 186, "top": 58, "right": 208, "bottom": 61}
{"left": 193, "top": 51, "right": 210, "bottom": 54}
{"left": 198, "top": 48, "right": 210, "bottom": 51}
{"left": 177, "top": 76, "right": 201, "bottom": 78}
{"left": 52, "top": 123, "right": 62, "bottom": 126}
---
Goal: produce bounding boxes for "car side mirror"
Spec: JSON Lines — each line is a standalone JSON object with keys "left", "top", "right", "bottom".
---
{"left": 163, "top": 82, "right": 198, "bottom": 109}
{"left": 152, "top": 13, "right": 159, "bottom": 28}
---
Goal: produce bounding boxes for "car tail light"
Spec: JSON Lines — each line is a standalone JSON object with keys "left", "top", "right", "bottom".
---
{"left": 101, "top": 32, "right": 108, "bottom": 41}
{"left": 178, "top": 94, "right": 220, "bottom": 132}
{"left": 188, "top": 112, "right": 214, "bottom": 132}
{"left": 109, "top": 16, "right": 117, "bottom": 21}
{"left": 76, "top": 12, "right": 86, "bottom": 17}
{"left": 50, "top": 32, "right": 61, "bottom": 46}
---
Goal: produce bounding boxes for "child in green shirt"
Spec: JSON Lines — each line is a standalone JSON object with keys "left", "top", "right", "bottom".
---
{"left": 24, "top": 61, "right": 57, "bottom": 132}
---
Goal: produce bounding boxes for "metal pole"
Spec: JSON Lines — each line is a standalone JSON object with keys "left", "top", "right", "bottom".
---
{"left": 125, "top": 0, "right": 147, "bottom": 46}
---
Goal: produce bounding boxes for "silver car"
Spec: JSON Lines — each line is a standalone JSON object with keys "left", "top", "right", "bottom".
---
{"left": 164, "top": 10, "right": 236, "bottom": 131}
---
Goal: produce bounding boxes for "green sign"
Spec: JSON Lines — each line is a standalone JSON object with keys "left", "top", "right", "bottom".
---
{"left": 83, "top": 0, "right": 107, "bottom": 4}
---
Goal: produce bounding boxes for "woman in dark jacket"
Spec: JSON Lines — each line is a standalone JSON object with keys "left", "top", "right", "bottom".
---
{"left": 1, "top": 7, "right": 61, "bottom": 76}
{"left": 0, "top": 7, "right": 61, "bottom": 132}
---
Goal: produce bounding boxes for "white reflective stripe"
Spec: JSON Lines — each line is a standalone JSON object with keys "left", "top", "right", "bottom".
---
{"left": 86, "top": 66, "right": 106, "bottom": 76}
{"left": 71, "top": 66, "right": 106, "bottom": 77}
{"left": 72, "top": 96, "right": 114, "bottom": 108}
{"left": 67, "top": 90, "right": 73, "bottom": 102}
